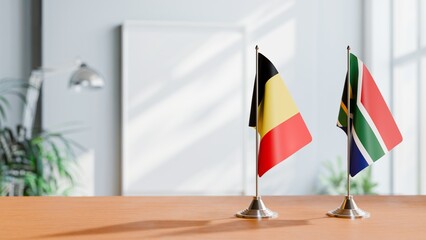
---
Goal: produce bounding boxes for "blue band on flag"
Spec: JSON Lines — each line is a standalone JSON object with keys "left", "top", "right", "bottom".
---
{"left": 350, "top": 138, "right": 369, "bottom": 177}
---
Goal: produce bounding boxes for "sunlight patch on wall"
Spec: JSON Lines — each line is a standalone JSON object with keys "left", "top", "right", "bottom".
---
{"left": 123, "top": 23, "right": 245, "bottom": 195}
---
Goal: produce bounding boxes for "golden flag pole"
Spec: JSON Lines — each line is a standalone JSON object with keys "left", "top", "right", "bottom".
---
{"left": 327, "top": 46, "right": 369, "bottom": 219}
{"left": 236, "top": 45, "right": 277, "bottom": 219}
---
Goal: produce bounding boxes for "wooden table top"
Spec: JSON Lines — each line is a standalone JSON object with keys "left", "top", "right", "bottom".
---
{"left": 1, "top": 195, "right": 425, "bottom": 239}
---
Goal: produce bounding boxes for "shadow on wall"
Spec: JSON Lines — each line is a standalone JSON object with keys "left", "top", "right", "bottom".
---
{"left": 122, "top": 0, "right": 304, "bottom": 195}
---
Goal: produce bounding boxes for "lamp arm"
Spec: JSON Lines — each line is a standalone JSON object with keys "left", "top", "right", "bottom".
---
{"left": 35, "top": 59, "right": 82, "bottom": 76}
{"left": 21, "top": 59, "right": 82, "bottom": 137}
{"left": 21, "top": 71, "right": 43, "bottom": 137}
{"left": 21, "top": 59, "right": 103, "bottom": 137}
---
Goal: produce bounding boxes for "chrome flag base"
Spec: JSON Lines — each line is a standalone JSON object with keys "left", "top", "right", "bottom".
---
{"left": 327, "top": 195, "right": 370, "bottom": 219}
{"left": 236, "top": 196, "right": 278, "bottom": 219}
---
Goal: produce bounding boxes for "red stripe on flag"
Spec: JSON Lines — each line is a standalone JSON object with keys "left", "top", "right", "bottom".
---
{"left": 360, "top": 65, "right": 403, "bottom": 150}
{"left": 258, "top": 113, "right": 312, "bottom": 177}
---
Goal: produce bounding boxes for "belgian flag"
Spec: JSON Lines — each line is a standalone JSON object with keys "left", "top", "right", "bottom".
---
{"left": 249, "top": 53, "right": 312, "bottom": 177}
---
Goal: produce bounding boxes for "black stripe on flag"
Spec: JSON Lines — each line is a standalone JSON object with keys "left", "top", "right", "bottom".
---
{"left": 249, "top": 53, "right": 279, "bottom": 127}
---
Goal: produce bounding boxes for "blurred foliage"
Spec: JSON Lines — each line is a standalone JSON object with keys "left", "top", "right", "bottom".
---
{"left": 0, "top": 126, "right": 82, "bottom": 196}
{"left": 0, "top": 78, "right": 81, "bottom": 196}
{"left": 0, "top": 79, "right": 30, "bottom": 127}
{"left": 317, "top": 156, "right": 378, "bottom": 195}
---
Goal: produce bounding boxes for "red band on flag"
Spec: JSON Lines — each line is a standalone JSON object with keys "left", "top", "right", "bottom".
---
{"left": 258, "top": 113, "right": 312, "bottom": 177}
{"left": 360, "top": 65, "right": 403, "bottom": 150}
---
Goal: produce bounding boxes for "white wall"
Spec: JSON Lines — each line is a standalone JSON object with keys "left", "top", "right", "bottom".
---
{"left": 364, "top": 0, "right": 393, "bottom": 194}
{"left": 365, "top": 0, "right": 426, "bottom": 195}
{"left": 0, "top": 0, "right": 32, "bottom": 127}
{"left": 42, "top": 0, "right": 362, "bottom": 195}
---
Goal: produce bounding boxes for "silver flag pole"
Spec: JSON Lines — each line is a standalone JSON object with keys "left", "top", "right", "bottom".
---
{"left": 236, "top": 45, "right": 277, "bottom": 219}
{"left": 327, "top": 46, "right": 369, "bottom": 219}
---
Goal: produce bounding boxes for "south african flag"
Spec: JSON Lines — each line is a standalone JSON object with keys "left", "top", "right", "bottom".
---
{"left": 338, "top": 53, "right": 403, "bottom": 177}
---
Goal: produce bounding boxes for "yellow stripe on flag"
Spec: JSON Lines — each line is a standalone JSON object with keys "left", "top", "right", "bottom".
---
{"left": 340, "top": 101, "right": 348, "bottom": 114}
{"left": 258, "top": 74, "right": 299, "bottom": 138}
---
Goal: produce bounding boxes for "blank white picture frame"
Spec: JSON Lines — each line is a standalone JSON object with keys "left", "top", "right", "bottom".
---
{"left": 121, "top": 21, "right": 248, "bottom": 195}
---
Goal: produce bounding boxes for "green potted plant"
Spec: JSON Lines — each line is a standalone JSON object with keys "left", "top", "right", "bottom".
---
{"left": 0, "top": 79, "right": 80, "bottom": 196}
{"left": 317, "top": 156, "right": 378, "bottom": 195}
